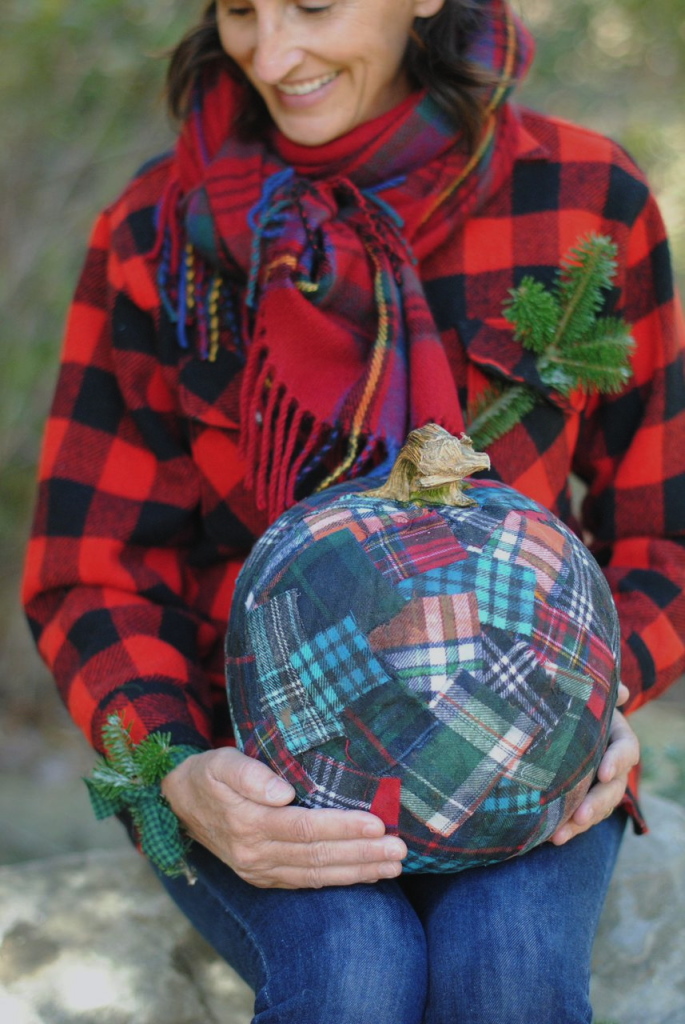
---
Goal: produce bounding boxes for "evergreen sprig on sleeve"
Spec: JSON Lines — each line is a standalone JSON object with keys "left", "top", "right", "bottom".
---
{"left": 465, "top": 234, "right": 635, "bottom": 449}
{"left": 85, "top": 713, "right": 203, "bottom": 877}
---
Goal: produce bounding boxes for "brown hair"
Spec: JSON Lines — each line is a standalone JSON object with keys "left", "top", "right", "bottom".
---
{"left": 166, "top": 1, "right": 500, "bottom": 151}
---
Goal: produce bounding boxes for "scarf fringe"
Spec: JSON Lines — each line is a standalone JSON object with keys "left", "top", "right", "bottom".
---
{"left": 240, "top": 348, "right": 324, "bottom": 521}
{"left": 240, "top": 341, "right": 393, "bottom": 522}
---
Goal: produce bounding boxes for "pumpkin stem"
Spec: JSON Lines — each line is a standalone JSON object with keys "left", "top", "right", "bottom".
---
{"left": 365, "top": 424, "right": 491, "bottom": 508}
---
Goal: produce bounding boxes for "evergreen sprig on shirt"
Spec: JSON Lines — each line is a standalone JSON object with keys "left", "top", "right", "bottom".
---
{"left": 466, "top": 233, "right": 635, "bottom": 450}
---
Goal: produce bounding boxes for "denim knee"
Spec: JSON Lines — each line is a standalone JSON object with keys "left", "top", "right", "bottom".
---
{"left": 424, "top": 941, "right": 592, "bottom": 1024}
{"left": 253, "top": 882, "right": 428, "bottom": 1024}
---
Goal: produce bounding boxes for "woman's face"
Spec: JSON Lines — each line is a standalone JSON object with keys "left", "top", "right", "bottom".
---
{"left": 216, "top": 0, "right": 445, "bottom": 146}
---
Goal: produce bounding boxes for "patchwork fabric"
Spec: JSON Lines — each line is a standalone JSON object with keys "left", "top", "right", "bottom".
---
{"left": 401, "top": 555, "right": 537, "bottom": 635}
{"left": 226, "top": 476, "right": 622, "bottom": 872}
{"left": 369, "top": 594, "right": 483, "bottom": 693}
{"left": 490, "top": 511, "right": 568, "bottom": 596}
{"left": 362, "top": 508, "right": 469, "bottom": 583}
{"left": 270, "top": 525, "right": 406, "bottom": 636}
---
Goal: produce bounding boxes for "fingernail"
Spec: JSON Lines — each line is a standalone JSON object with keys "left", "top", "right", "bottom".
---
{"left": 379, "top": 862, "right": 402, "bottom": 878}
{"left": 363, "top": 820, "right": 385, "bottom": 837}
{"left": 267, "top": 778, "right": 294, "bottom": 801}
{"left": 385, "top": 839, "right": 406, "bottom": 859}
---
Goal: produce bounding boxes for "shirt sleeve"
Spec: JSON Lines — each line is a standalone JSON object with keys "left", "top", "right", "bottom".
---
{"left": 574, "top": 186, "right": 685, "bottom": 713}
{"left": 22, "top": 192, "right": 244, "bottom": 754}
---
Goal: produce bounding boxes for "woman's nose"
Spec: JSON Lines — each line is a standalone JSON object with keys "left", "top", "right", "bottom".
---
{"left": 251, "top": 17, "right": 304, "bottom": 84}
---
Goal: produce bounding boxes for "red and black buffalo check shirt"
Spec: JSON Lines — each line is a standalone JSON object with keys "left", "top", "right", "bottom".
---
{"left": 23, "top": 107, "right": 685, "bottom": 830}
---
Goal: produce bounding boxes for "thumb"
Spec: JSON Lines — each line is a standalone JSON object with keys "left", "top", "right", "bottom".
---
{"left": 616, "top": 683, "right": 630, "bottom": 708}
{"left": 217, "top": 747, "right": 296, "bottom": 806}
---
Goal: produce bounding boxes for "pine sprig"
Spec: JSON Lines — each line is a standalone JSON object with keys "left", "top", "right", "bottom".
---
{"left": 537, "top": 317, "right": 635, "bottom": 396}
{"left": 466, "top": 234, "right": 635, "bottom": 449}
{"left": 100, "top": 714, "right": 138, "bottom": 779}
{"left": 84, "top": 713, "right": 203, "bottom": 877}
{"left": 500, "top": 278, "right": 560, "bottom": 354}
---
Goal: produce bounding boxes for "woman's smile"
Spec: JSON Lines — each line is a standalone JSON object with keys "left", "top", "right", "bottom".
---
{"left": 276, "top": 70, "right": 341, "bottom": 98}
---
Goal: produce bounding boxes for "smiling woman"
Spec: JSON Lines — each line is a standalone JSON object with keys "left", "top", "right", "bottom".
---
{"left": 214, "top": 0, "right": 443, "bottom": 146}
{"left": 168, "top": 0, "right": 495, "bottom": 148}
{"left": 21, "top": 0, "right": 685, "bottom": 1022}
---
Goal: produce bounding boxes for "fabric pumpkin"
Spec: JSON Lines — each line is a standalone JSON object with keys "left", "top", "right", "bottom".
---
{"left": 226, "top": 426, "right": 620, "bottom": 872}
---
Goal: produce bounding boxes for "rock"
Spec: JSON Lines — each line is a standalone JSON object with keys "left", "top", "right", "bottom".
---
{"left": 0, "top": 794, "right": 683, "bottom": 1024}
{"left": 0, "top": 849, "right": 253, "bottom": 1024}
{"left": 591, "top": 793, "right": 685, "bottom": 1024}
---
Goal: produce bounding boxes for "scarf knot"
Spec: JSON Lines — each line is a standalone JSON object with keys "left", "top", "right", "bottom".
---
{"left": 245, "top": 170, "right": 413, "bottom": 316}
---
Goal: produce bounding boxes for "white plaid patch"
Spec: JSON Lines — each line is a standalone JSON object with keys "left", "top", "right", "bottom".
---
{"left": 480, "top": 634, "right": 559, "bottom": 732}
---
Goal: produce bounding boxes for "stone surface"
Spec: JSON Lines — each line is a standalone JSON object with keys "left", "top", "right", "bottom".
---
{"left": 0, "top": 794, "right": 683, "bottom": 1024}
{"left": 0, "top": 850, "right": 253, "bottom": 1024}
{"left": 591, "top": 794, "right": 685, "bottom": 1024}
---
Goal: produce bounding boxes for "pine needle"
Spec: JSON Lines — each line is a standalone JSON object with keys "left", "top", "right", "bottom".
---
{"left": 90, "top": 713, "right": 176, "bottom": 797}
{"left": 466, "top": 382, "right": 538, "bottom": 450}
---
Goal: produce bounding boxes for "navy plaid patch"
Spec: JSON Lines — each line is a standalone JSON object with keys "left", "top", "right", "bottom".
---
{"left": 300, "top": 750, "right": 376, "bottom": 812}
{"left": 479, "top": 632, "right": 560, "bottom": 732}
{"left": 554, "top": 544, "right": 601, "bottom": 634}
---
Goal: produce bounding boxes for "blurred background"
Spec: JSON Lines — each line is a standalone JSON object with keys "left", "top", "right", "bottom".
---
{"left": 1, "top": 0, "right": 684, "bottom": 864}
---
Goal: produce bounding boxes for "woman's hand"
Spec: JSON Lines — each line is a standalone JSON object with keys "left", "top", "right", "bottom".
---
{"left": 550, "top": 683, "right": 640, "bottom": 846}
{"left": 161, "top": 747, "right": 406, "bottom": 888}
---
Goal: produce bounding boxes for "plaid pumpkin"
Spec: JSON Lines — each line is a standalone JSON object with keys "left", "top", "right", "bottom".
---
{"left": 226, "top": 477, "right": 620, "bottom": 872}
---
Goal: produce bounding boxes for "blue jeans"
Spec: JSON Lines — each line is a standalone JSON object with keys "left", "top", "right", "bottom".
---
{"left": 156, "top": 811, "right": 626, "bottom": 1024}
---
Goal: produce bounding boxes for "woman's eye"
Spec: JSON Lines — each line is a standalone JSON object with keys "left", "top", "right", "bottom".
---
{"left": 221, "top": 3, "right": 331, "bottom": 15}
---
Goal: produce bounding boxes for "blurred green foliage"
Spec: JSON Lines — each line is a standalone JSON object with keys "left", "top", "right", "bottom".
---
{"left": 1, "top": 0, "right": 684, "bottom": 655}
{"left": 1, "top": 0, "right": 190, "bottom": 588}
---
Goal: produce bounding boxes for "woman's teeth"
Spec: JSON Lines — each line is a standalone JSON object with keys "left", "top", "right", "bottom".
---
{"left": 278, "top": 72, "right": 339, "bottom": 96}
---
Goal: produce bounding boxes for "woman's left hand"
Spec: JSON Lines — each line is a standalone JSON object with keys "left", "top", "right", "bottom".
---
{"left": 550, "top": 683, "right": 640, "bottom": 846}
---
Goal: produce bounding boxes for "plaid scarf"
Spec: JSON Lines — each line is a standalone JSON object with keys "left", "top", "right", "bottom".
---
{"left": 154, "top": 0, "right": 532, "bottom": 521}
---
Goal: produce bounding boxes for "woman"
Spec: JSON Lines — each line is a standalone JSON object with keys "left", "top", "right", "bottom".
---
{"left": 22, "top": 1, "right": 684, "bottom": 1021}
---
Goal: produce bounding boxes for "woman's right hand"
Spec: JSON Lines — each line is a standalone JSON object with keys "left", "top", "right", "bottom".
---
{"left": 161, "top": 747, "right": 407, "bottom": 889}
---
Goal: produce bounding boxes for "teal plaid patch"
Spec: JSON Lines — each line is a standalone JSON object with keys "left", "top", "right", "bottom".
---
{"left": 290, "top": 614, "right": 392, "bottom": 717}
{"left": 399, "top": 557, "right": 537, "bottom": 636}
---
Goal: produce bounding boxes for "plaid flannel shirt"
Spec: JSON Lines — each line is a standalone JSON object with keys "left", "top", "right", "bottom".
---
{"left": 23, "top": 106, "right": 685, "bottom": 831}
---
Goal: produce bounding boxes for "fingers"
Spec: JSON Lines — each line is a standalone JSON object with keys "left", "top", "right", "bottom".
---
{"left": 231, "top": 802, "right": 404, "bottom": 871}
{"left": 549, "top": 775, "right": 627, "bottom": 846}
{"left": 211, "top": 746, "right": 296, "bottom": 805}
{"left": 596, "top": 709, "right": 640, "bottom": 785}
{"left": 172, "top": 747, "right": 404, "bottom": 887}
{"left": 211, "top": 748, "right": 389, "bottom": 840}
{"left": 232, "top": 830, "right": 407, "bottom": 889}
{"left": 550, "top": 706, "right": 640, "bottom": 846}
{"left": 268, "top": 804, "right": 389, "bottom": 843}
